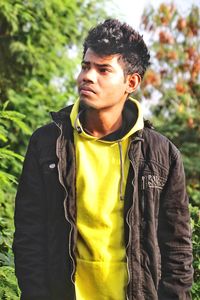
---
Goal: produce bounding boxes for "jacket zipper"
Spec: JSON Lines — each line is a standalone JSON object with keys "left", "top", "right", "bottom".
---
{"left": 125, "top": 137, "right": 143, "bottom": 300}
{"left": 53, "top": 121, "right": 76, "bottom": 285}
{"left": 125, "top": 157, "right": 136, "bottom": 300}
{"left": 125, "top": 207, "right": 132, "bottom": 300}
{"left": 140, "top": 175, "right": 146, "bottom": 243}
{"left": 141, "top": 176, "right": 145, "bottom": 217}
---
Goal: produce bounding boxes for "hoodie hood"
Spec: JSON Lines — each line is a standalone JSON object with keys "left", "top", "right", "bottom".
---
{"left": 70, "top": 98, "right": 144, "bottom": 143}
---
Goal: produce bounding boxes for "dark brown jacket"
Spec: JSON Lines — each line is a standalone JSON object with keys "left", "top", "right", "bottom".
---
{"left": 13, "top": 105, "right": 193, "bottom": 300}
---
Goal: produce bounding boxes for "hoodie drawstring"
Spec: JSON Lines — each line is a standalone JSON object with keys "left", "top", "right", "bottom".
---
{"left": 118, "top": 141, "right": 124, "bottom": 201}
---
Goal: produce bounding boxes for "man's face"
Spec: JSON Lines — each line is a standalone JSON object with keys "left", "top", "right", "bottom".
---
{"left": 77, "top": 48, "right": 132, "bottom": 111}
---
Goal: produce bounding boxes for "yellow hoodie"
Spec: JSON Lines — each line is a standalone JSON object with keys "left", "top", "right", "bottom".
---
{"left": 70, "top": 98, "right": 144, "bottom": 300}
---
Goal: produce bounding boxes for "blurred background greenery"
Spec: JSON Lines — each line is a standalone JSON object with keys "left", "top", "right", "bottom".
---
{"left": 0, "top": 0, "right": 199, "bottom": 299}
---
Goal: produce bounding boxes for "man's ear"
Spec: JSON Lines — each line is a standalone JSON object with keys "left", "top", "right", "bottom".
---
{"left": 126, "top": 73, "right": 141, "bottom": 93}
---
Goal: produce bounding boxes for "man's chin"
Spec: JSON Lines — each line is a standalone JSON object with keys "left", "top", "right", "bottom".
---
{"left": 79, "top": 98, "right": 98, "bottom": 110}
{"left": 79, "top": 99, "right": 90, "bottom": 109}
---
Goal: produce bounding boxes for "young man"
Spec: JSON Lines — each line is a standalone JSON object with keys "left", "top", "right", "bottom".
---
{"left": 13, "top": 19, "right": 193, "bottom": 300}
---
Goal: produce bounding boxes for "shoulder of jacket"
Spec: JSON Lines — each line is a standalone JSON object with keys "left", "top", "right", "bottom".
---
{"left": 30, "top": 105, "right": 73, "bottom": 146}
{"left": 27, "top": 123, "right": 59, "bottom": 154}
{"left": 31, "top": 122, "right": 58, "bottom": 139}
{"left": 50, "top": 104, "right": 73, "bottom": 122}
{"left": 142, "top": 127, "right": 180, "bottom": 161}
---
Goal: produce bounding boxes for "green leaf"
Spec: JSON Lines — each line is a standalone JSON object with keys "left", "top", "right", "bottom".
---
{"left": 0, "top": 148, "right": 24, "bottom": 161}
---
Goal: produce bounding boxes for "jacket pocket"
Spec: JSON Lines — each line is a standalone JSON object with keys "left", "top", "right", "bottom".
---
{"left": 140, "top": 174, "right": 167, "bottom": 220}
{"left": 40, "top": 158, "right": 64, "bottom": 216}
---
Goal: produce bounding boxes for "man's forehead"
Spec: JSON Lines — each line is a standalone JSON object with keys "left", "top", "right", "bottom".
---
{"left": 83, "top": 48, "right": 122, "bottom": 64}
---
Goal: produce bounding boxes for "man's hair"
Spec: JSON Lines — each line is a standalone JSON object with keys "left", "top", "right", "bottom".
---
{"left": 83, "top": 19, "right": 151, "bottom": 78}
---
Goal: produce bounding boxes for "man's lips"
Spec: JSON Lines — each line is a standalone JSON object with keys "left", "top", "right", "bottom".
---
{"left": 79, "top": 86, "right": 96, "bottom": 94}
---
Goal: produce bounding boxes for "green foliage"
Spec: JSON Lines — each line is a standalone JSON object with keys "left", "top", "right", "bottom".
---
{"left": 140, "top": 2, "right": 200, "bottom": 297}
{"left": 0, "top": 191, "right": 14, "bottom": 267}
{"left": 0, "top": 189, "right": 18, "bottom": 299}
{"left": 0, "top": 267, "right": 20, "bottom": 300}
{"left": 190, "top": 205, "right": 200, "bottom": 298}
{"left": 0, "top": 102, "right": 26, "bottom": 188}
{"left": 140, "top": 4, "right": 200, "bottom": 200}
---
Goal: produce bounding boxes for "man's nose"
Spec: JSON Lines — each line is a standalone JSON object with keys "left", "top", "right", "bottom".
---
{"left": 82, "top": 68, "right": 97, "bottom": 83}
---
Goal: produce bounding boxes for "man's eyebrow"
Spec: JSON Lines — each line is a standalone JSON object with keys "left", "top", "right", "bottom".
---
{"left": 81, "top": 60, "right": 113, "bottom": 68}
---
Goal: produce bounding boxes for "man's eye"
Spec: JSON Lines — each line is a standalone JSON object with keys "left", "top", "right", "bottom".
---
{"left": 81, "top": 64, "right": 89, "bottom": 70}
{"left": 99, "top": 68, "right": 109, "bottom": 73}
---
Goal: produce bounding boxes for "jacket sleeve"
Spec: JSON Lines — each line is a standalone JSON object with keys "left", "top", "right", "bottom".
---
{"left": 158, "top": 149, "right": 193, "bottom": 300}
{"left": 13, "top": 132, "right": 50, "bottom": 300}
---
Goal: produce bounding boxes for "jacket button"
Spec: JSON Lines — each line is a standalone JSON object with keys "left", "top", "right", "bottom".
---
{"left": 49, "top": 163, "right": 56, "bottom": 169}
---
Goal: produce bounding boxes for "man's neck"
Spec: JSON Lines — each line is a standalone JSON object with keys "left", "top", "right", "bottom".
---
{"left": 81, "top": 106, "right": 124, "bottom": 138}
